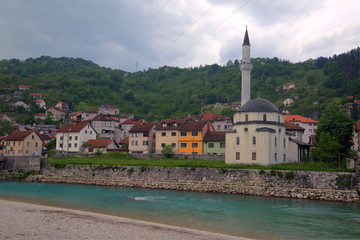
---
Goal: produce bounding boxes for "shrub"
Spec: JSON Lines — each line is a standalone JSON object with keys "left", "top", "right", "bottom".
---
{"left": 94, "top": 150, "right": 102, "bottom": 157}
{"left": 161, "top": 145, "right": 174, "bottom": 158}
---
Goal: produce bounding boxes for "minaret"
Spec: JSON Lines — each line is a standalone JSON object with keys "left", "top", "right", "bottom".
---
{"left": 240, "top": 27, "right": 253, "bottom": 106}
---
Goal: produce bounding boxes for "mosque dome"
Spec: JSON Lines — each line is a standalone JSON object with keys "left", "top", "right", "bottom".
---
{"left": 239, "top": 98, "right": 279, "bottom": 113}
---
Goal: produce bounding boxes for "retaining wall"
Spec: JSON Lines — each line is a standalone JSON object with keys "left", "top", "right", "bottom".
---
{"left": 28, "top": 164, "right": 360, "bottom": 203}
{"left": 3, "top": 156, "right": 42, "bottom": 171}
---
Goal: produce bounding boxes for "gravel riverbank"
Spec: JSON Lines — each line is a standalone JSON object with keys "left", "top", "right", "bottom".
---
{"left": 0, "top": 199, "right": 249, "bottom": 240}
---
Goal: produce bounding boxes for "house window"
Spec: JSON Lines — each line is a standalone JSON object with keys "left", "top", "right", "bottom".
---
{"left": 245, "top": 114, "right": 248, "bottom": 121}
{"left": 60, "top": 136, "right": 63, "bottom": 141}
{"left": 69, "top": 136, "right": 72, "bottom": 140}
{"left": 68, "top": 143, "right": 71, "bottom": 148}
{"left": 75, "top": 136, "right": 78, "bottom": 140}
{"left": 208, "top": 143, "right": 214, "bottom": 148}
{"left": 162, "top": 123, "right": 167, "bottom": 127}
{"left": 180, "top": 132, "right": 187, "bottom": 137}
{"left": 136, "top": 133, "right": 138, "bottom": 137}
{"left": 131, "top": 141, "right": 134, "bottom": 146}
{"left": 60, "top": 143, "right": 63, "bottom": 148}
{"left": 236, "top": 152, "right": 240, "bottom": 160}
{"left": 283, "top": 154, "right": 286, "bottom": 162}
{"left": 252, "top": 136, "right": 256, "bottom": 145}
{"left": 263, "top": 114, "right": 267, "bottom": 122}
{"left": 85, "top": 130, "right": 87, "bottom": 134}
{"left": 275, "top": 137, "right": 277, "bottom": 147}
{"left": 217, "top": 125, "right": 221, "bottom": 130}
{"left": 309, "top": 129, "right": 313, "bottom": 133}
{"left": 35, "top": 142, "right": 38, "bottom": 147}
{"left": 252, "top": 152, "right": 256, "bottom": 160}
{"left": 180, "top": 143, "right": 187, "bottom": 148}
{"left": 171, "top": 132, "right": 176, "bottom": 136}
{"left": 191, "top": 143, "right": 198, "bottom": 148}
{"left": 274, "top": 153, "right": 277, "bottom": 161}
{"left": 191, "top": 132, "right": 198, "bottom": 137}
{"left": 27, "top": 142, "right": 29, "bottom": 147}
{"left": 161, "top": 143, "right": 166, "bottom": 147}
{"left": 309, "top": 123, "right": 313, "bottom": 126}
{"left": 74, "top": 143, "right": 77, "bottom": 148}
{"left": 283, "top": 139, "right": 286, "bottom": 147}
{"left": 132, "top": 133, "right": 134, "bottom": 137}
{"left": 32, "top": 135, "right": 34, "bottom": 139}
{"left": 236, "top": 137, "right": 240, "bottom": 145}
{"left": 90, "top": 131, "right": 92, "bottom": 135}
{"left": 171, "top": 143, "right": 176, "bottom": 148}
{"left": 143, "top": 141, "right": 149, "bottom": 146}
{"left": 135, "top": 141, "right": 138, "bottom": 145}
{"left": 161, "top": 132, "right": 166, "bottom": 137}
{"left": 93, "top": 123, "right": 97, "bottom": 127}
{"left": 143, "top": 133, "right": 148, "bottom": 137}
{"left": 89, "top": 148, "right": 93, "bottom": 153}
{"left": 220, "top": 142, "right": 225, "bottom": 148}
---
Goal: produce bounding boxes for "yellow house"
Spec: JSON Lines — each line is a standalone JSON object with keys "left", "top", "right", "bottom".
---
{"left": 155, "top": 119, "right": 187, "bottom": 154}
{"left": 178, "top": 120, "right": 214, "bottom": 155}
{"left": 4, "top": 130, "right": 43, "bottom": 156}
{"left": 283, "top": 82, "right": 296, "bottom": 90}
{"left": 283, "top": 98, "right": 294, "bottom": 107}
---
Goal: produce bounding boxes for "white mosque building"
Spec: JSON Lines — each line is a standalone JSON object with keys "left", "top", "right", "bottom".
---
{"left": 225, "top": 28, "right": 305, "bottom": 165}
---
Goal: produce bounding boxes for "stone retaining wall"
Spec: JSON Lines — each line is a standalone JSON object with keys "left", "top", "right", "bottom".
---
{"left": 3, "top": 156, "right": 42, "bottom": 171}
{"left": 28, "top": 164, "right": 360, "bottom": 203}
{"left": 130, "top": 153, "right": 224, "bottom": 161}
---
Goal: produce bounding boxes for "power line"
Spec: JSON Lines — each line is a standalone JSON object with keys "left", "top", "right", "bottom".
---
{"left": 113, "top": 0, "right": 170, "bottom": 68}
{"left": 141, "top": 0, "right": 221, "bottom": 70}
{"left": 142, "top": 0, "right": 251, "bottom": 70}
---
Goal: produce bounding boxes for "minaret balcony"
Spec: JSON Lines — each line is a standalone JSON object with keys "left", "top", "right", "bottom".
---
{"left": 240, "top": 63, "right": 253, "bottom": 71}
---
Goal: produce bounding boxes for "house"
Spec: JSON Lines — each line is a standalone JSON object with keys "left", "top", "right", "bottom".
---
{"left": 36, "top": 99, "right": 46, "bottom": 109}
{"left": 285, "top": 121, "right": 304, "bottom": 141}
{"left": 128, "top": 122, "right": 156, "bottom": 154}
{"left": 203, "top": 131, "right": 225, "bottom": 155}
{"left": 29, "top": 93, "right": 43, "bottom": 99}
{"left": 0, "top": 84, "right": 11, "bottom": 90}
{"left": 91, "top": 114, "right": 119, "bottom": 139}
{"left": 55, "top": 101, "right": 68, "bottom": 111}
{"left": 19, "top": 85, "right": 31, "bottom": 91}
{"left": 46, "top": 106, "right": 65, "bottom": 121}
{"left": 4, "top": 130, "right": 43, "bottom": 156}
{"left": 82, "top": 139, "right": 119, "bottom": 154}
{"left": 55, "top": 121, "right": 97, "bottom": 154}
{"left": 283, "top": 98, "right": 294, "bottom": 107}
{"left": 155, "top": 119, "right": 187, "bottom": 154}
{"left": 116, "top": 118, "right": 144, "bottom": 141}
{"left": 70, "top": 111, "right": 83, "bottom": 121}
{"left": 14, "top": 101, "right": 29, "bottom": 110}
{"left": 282, "top": 109, "right": 291, "bottom": 115}
{"left": 178, "top": 120, "right": 214, "bottom": 155}
{"left": 284, "top": 115, "right": 318, "bottom": 143}
{"left": 283, "top": 82, "right": 296, "bottom": 90}
{"left": 119, "top": 114, "right": 134, "bottom": 123}
{"left": 353, "top": 122, "right": 360, "bottom": 151}
{"left": 187, "top": 113, "right": 233, "bottom": 131}
{"left": 82, "top": 109, "right": 99, "bottom": 120}
{"left": 119, "top": 136, "right": 129, "bottom": 149}
{"left": 34, "top": 113, "right": 46, "bottom": 120}
{"left": 99, "top": 105, "right": 119, "bottom": 115}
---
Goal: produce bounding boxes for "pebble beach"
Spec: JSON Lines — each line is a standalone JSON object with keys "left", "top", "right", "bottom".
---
{"left": 0, "top": 199, "right": 249, "bottom": 240}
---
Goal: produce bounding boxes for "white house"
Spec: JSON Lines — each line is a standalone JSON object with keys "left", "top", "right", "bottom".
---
{"left": 55, "top": 121, "right": 97, "bottom": 154}
{"left": 284, "top": 115, "right": 318, "bottom": 143}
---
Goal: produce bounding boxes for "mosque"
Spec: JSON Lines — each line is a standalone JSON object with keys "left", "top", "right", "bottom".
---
{"left": 225, "top": 28, "right": 303, "bottom": 165}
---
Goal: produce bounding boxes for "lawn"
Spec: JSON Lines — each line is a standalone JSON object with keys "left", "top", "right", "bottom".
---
{"left": 47, "top": 152, "right": 355, "bottom": 172}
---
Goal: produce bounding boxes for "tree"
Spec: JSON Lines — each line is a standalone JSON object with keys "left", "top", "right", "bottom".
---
{"left": 161, "top": 144, "right": 174, "bottom": 158}
{"left": 312, "top": 132, "right": 342, "bottom": 163}
{"left": 0, "top": 119, "right": 13, "bottom": 136}
{"left": 316, "top": 100, "right": 354, "bottom": 155}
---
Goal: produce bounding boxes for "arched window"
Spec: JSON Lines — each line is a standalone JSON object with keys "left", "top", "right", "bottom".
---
{"left": 263, "top": 114, "right": 267, "bottom": 122}
{"left": 245, "top": 114, "right": 248, "bottom": 122}
{"left": 275, "top": 137, "right": 277, "bottom": 147}
{"left": 252, "top": 136, "right": 256, "bottom": 145}
{"left": 236, "top": 137, "right": 240, "bottom": 145}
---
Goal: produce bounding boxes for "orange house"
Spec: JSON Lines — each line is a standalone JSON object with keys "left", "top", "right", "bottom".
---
{"left": 178, "top": 120, "right": 214, "bottom": 155}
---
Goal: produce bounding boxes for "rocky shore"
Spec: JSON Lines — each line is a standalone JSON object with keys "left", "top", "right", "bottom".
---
{"left": 14, "top": 164, "right": 358, "bottom": 203}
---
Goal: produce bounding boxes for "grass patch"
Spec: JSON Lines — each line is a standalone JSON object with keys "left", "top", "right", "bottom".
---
{"left": 47, "top": 154, "right": 355, "bottom": 172}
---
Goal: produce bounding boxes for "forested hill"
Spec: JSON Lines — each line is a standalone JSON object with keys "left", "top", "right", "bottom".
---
{"left": 0, "top": 48, "right": 359, "bottom": 121}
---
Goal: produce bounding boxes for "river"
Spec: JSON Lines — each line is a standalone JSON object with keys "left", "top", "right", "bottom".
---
{"left": 0, "top": 180, "right": 359, "bottom": 239}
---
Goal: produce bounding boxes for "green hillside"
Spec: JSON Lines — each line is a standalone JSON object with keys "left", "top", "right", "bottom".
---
{"left": 0, "top": 47, "right": 359, "bottom": 123}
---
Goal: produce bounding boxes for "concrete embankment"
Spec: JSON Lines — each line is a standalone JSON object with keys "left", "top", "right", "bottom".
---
{"left": 3, "top": 163, "right": 355, "bottom": 203}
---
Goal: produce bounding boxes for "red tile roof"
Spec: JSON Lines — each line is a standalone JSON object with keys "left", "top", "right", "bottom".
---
{"left": 180, "top": 120, "right": 209, "bottom": 131}
{"left": 5, "top": 131, "right": 38, "bottom": 141}
{"left": 70, "top": 111, "right": 82, "bottom": 116}
{"left": 30, "top": 93, "right": 42, "bottom": 96}
{"left": 119, "top": 136, "right": 129, "bottom": 144}
{"left": 122, "top": 118, "right": 143, "bottom": 124}
{"left": 129, "top": 122, "right": 156, "bottom": 132}
{"left": 92, "top": 114, "right": 119, "bottom": 122}
{"left": 56, "top": 121, "right": 91, "bottom": 133}
{"left": 85, "top": 139, "right": 113, "bottom": 148}
{"left": 19, "top": 85, "right": 31, "bottom": 88}
{"left": 155, "top": 119, "right": 187, "bottom": 130}
{"left": 284, "top": 82, "right": 295, "bottom": 86}
{"left": 284, "top": 115, "right": 318, "bottom": 124}
{"left": 36, "top": 99, "right": 44, "bottom": 103}
{"left": 35, "top": 113, "right": 45, "bottom": 116}
{"left": 355, "top": 122, "right": 360, "bottom": 132}
{"left": 187, "top": 113, "right": 227, "bottom": 121}
{"left": 285, "top": 121, "right": 305, "bottom": 131}
{"left": 204, "top": 131, "right": 225, "bottom": 141}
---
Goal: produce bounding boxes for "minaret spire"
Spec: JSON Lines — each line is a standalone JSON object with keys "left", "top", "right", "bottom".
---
{"left": 240, "top": 27, "right": 253, "bottom": 106}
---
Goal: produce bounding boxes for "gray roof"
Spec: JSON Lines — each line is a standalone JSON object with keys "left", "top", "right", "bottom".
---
{"left": 242, "top": 29, "right": 250, "bottom": 46}
{"left": 239, "top": 98, "right": 279, "bottom": 113}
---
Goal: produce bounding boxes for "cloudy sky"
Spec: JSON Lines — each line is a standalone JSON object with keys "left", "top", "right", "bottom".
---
{"left": 0, "top": 0, "right": 359, "bottom": 72}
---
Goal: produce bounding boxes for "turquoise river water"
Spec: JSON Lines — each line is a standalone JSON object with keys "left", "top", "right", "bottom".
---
{"left": 0, "top": 180, "right": 359, "bottom": 239}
